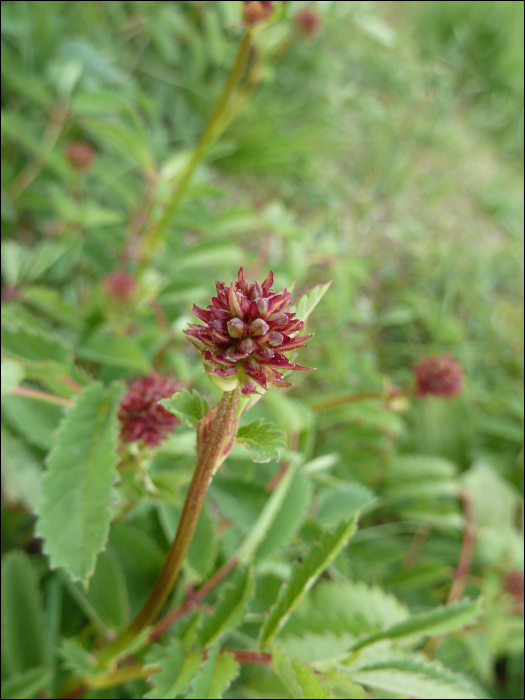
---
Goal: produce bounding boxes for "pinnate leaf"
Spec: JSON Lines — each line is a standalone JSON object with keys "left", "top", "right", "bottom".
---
{"left": 198, "top": 568, "right": 253, "bottom": 648}
{"left": 294, "top": 280, "right": 333, "bottom": 323}
{"left": 236, "top": 419, "right": 287, "bottom": 463}
{"left": 349, "top": 598, "right": 480, "bottom": 652}
{"left": 348, "top": 655, "right": 479, "bottom": 699}
{"left": 312, "top": 579, "right": 409, "bottom": 632}
{"left": 160, "top": 388, "right": 210, "bottom": 427}
{"left": 271, "top": 646, "right": 335, "bottom": 699}
{"left": 37, "top": 382, "right": 124, "bottom": 586}
{"left": 0, "top": 666, "right": 52, "bottom": 700}
{"left": 1, "top": 358, "right": 25, "bottom": 395}
{"left": 145, "top": 640, "right": 201, "bottom": 700}
{"left": 1, "top": 315, "right": 72, "bottom": 366}
{"left": 1, "top": 552, "right": 48, "bottom": 674}
{"left": 187, "top": 646, "right": 240, "bottom": 700}
{"left": 77, "top": 333, "right": 150, "bottom": 371}
{"left": 59, "top": 638, "right": 96, "bottom": 675}
{"left": 259, "top": 517, "right": 358, "bottom": 647}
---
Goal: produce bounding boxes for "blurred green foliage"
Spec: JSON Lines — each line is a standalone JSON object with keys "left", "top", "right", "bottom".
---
{"left": 1, "top": 1, "right": 523, "bottom": 699}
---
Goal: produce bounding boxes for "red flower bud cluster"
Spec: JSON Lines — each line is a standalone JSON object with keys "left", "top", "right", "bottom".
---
{"left": 294, "top": 8, "right": 322, "bottom": 37}
{"left": 185, "top": 267, "right": 313, "bottom": 395}
{"left": 66, "top": 141, "right": 95, "bottom": 172}
{"left": 118, "top": 375, "right": 182, "bottom": 447}
{"left": 103, "top": 271, "right": 137, "bottom": 304}
{"left": 503, "top": 569, "right": 524, "bottom": 612}
{"left": 243, "top": 1, "right": 286, "bottom": 24}
{"left": 413, "top": 355, "right": 463, "bottom": 398}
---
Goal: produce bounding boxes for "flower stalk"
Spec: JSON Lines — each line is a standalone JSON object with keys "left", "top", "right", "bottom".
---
{"left": 139, "top": 29, "right": 254, "bottom": 263}
{"left": 97, "top": 386, "right": 242, "bottom": 666}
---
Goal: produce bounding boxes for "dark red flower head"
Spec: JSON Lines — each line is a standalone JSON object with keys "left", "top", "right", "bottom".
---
{"left": 118, "top": 375, "right": 182, "bottom": 447}
{"left": 294, "top": 8, "right": 322, "bottom": 37}
{"left": 103, "top": 271, "right": 137, "bottom": 304}
{"left": 414, "top": 355, "right": 463, "bottom": 398}
{"left": 185, "top": 267, "right": 313, "bottom": 395}
{"left": 66, "top": 141, "right": 95, "bottom": 171}
{"left": 243, "top": 1, "right": 275, "bottom": 24}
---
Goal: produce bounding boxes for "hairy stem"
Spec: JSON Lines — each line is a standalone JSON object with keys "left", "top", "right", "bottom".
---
{"left": 98, "top": 387, "right": 242, "bottom": 665}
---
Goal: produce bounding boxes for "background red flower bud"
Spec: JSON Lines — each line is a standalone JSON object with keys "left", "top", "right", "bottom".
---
{"left": 103, "top": 271, "right": 138, "bottom": 304}
{"left": 294, "top": 8, "right": 322, "bottom": 38}
{"left": 413, "top": 355, "right": 463, "bottom": 398}
{"left": 243, "top": 1, "right": 275, "bottom": 25}
{"left": 66, "top": 141, "right": 95, "bottom": 171}
{"left": 118, "top": 375, "right": 182, "bottom": 447}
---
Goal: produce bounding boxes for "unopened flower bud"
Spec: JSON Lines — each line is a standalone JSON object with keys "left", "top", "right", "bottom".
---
{"left": 103, "top": 271, "right": 137, "bottom": 304}
{"left": 243, "top": 0, "right": 274, "bottom": 24}
{"left": 249, "top": 318, "right": 270, "bottom": 336}
{"left": 256, "top": 297, "right": 269, "bottom": 316}
{"left": 66, "top": 141, "right": 95, "bottom": 171}
{"left": 294, "top": 8, "right": 322, "bottom": 38}
{"left": 240, "top": 337, "right": 256, "bottom": 354}
{"left": 267, "top": 331, "right": 284, "bottom": 347}
{"left": 268, "top": 312, "right": 288, "bottom": 325}
{"left": 249, "top": 281, "right": 264, "bottom": 298}
{"left": 227, "top": 318, "right": 245, "bottom": 338}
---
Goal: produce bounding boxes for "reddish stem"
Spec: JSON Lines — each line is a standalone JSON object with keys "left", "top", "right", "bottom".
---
{"left": 265, "top": 432, "right": 298, "bottom": 492}
{"left": 230, "top": 649, "right": 272, "bottom": 666}
{"left": 149, "top": 556, "right": 238, "bottom": 641}
{"left": 447, "top": 489, "right": 476, "bottom": 604}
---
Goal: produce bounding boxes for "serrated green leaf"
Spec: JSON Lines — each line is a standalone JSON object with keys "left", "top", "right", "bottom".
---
{"left": 312, "top": 579, "right": 410, "bottom": 633}
{"left": 160, "top": 388, "right": 210, "bottom": 427}
{"left": 1, "top": 395, "right": 64, "bottom": 449}
{"left": 259, "top": 517, "right": 358, "bottom": 647}
{"left": 347, "top": 656, "right": 478, "bottom": 699}
{"left": 108, "top": 523, "right": 165, "bottom": 616}
{"left": 0, "top": 426, "right": 42, "bottom": 511}
{"left": 236, "top": 419, "right": 287, "bottom": 463}
{"left": 70, "top": 548, "right": 129, "bottom": 631}
{"left": 59, "top": 638, "right": 96, "bottom": 675}
{"left": 77, "top": 333, "right": 150, "bottom": 371}
{"left": 198, "top": 568, "right": 253, "bottom": 648}
{"left": 272, "top": 646, "right": 335, "bottom": 699}
{"left": 0, "top": 666, "right": 52, "bottom": 700}
{"left": 187, "top": 646, "right": 240, "bottom": 700}
{"left": 256, "top": 471, "right": 312, "bottom": 562}
{"left": 1, "top": 552, "right": 49, "bottom": 674}
{"left": 22, "top": 286, "right": 84, "bottom": 331}
{"left": 144, "top": 639, "right": 185, "bottom": 699}
{"left": 1, "top": 316, "right": 72, "bottom": 366}
{"left": 294, "top": 280, "right": 333, "bottom": 324}
{"left": 317, "top": 483, "right": 376, "bottom": 527}
{"left": 280, "top": 632, "right": 355, "bottom": 664}
{"left": 36, "top": 382, "right": 124, "bottom": 585}
{"left": 349, "top": 599, "right": 480, "bottom": 652}
{"left": 237, "top": 464, "right": 298, "bottom": 565}
{"left": 1, "top": 358, "right": 25, "bottom": 395}
{"left": 324, "top": 669, "right": 368, "bottom": 699}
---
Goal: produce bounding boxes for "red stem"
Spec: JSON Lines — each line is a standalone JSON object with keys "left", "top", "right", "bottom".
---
{"left": 447, "top": 489, "right": 476, "bottom": 604}
{"left": 149, "top": 556, "right": 238, "bottom": 641}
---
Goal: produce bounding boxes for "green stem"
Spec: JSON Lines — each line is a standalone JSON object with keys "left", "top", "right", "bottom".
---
{"left": 311, "top": 387, "right": 415, "bottom": 412}
{"left": 8, "top": 386, "right": 75, "bottom": 407}
{"left": 139, "top": 29, "right": 253, "bottom": 262}
{"left": 97, "top": 386, "right": 242, "bottom": 666}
